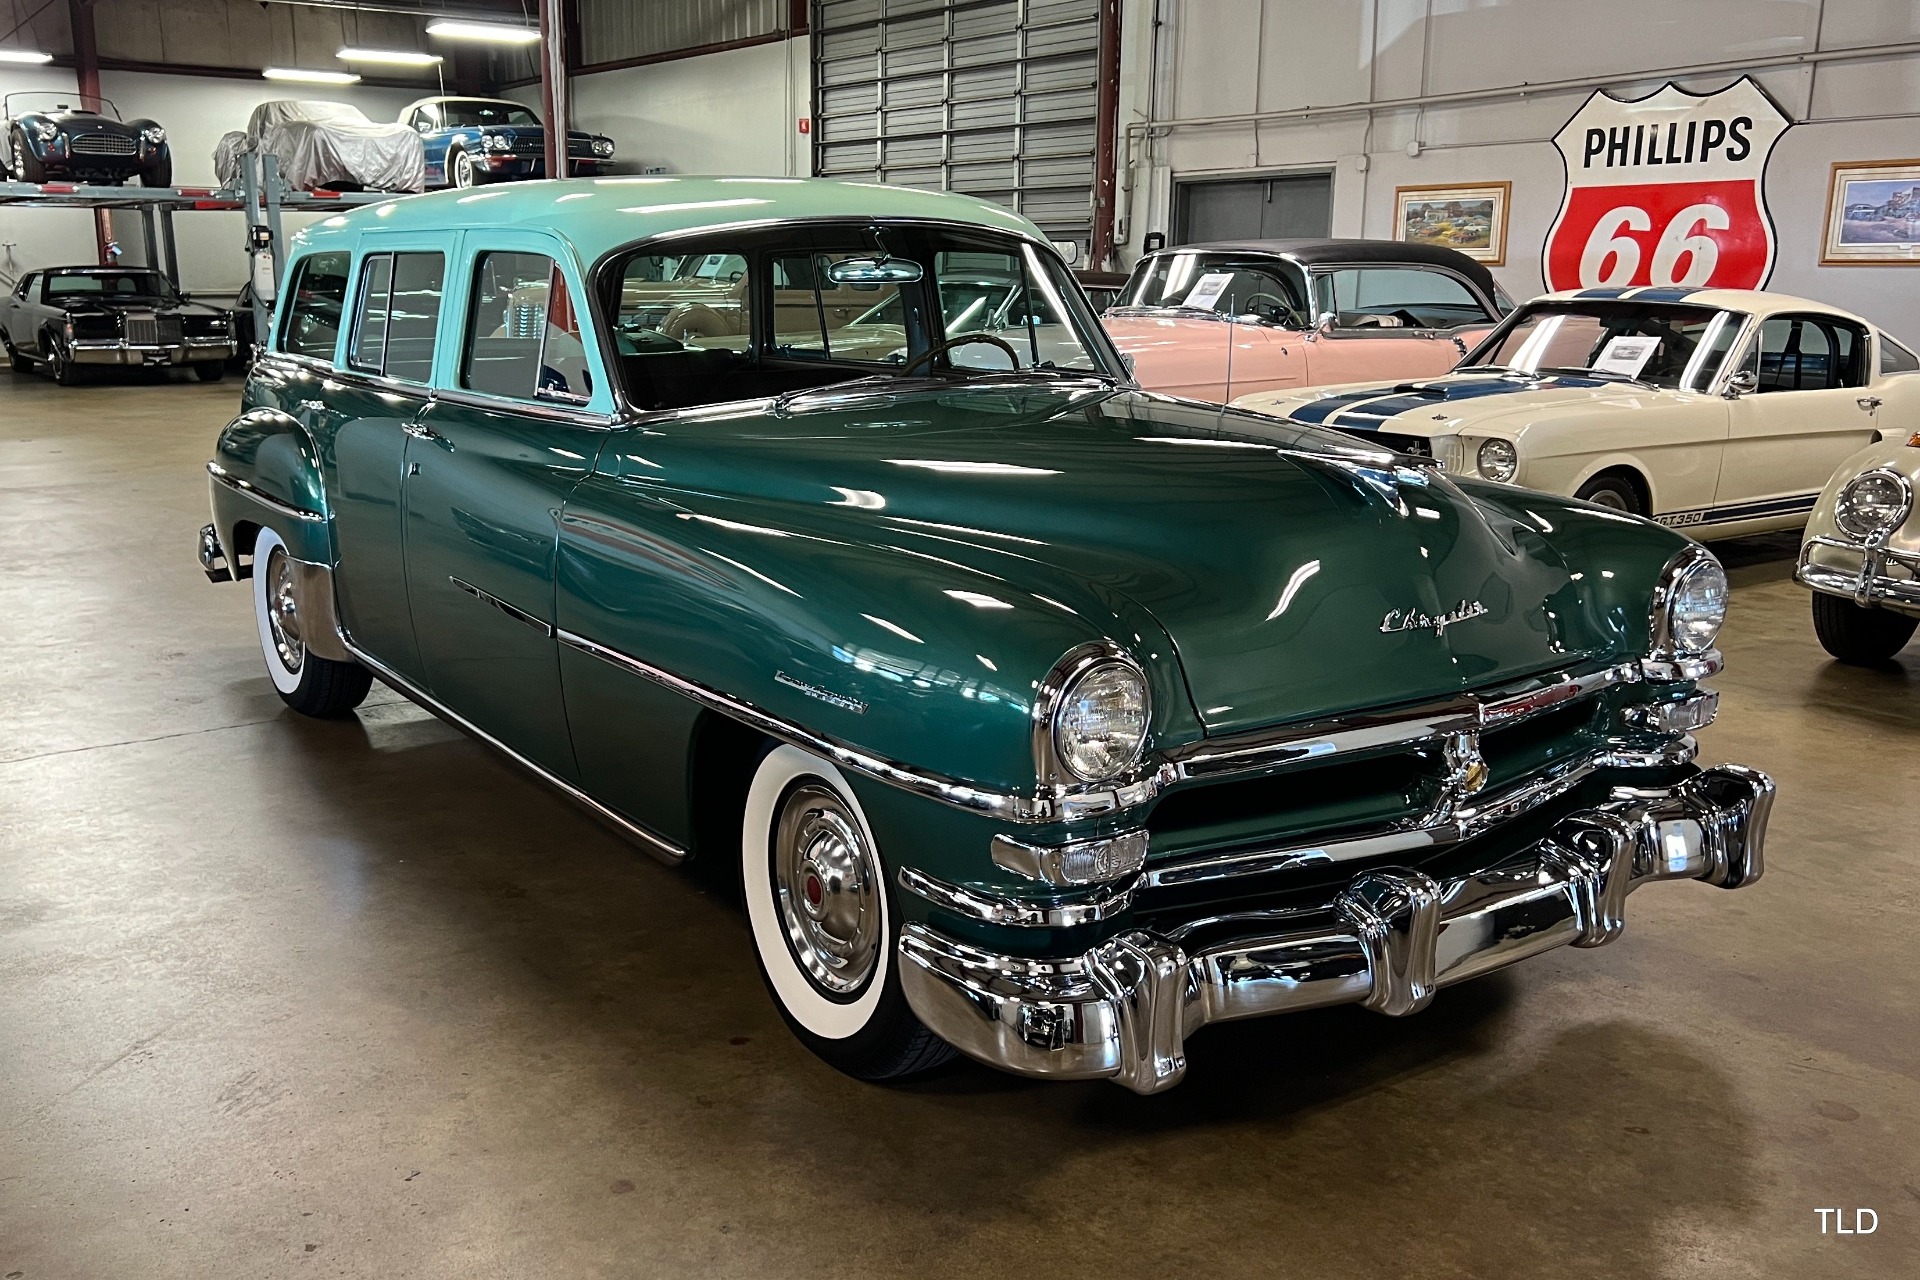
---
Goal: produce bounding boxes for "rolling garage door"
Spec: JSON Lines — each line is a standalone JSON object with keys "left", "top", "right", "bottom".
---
{"left": 812, "top": 0, "right": 1101, "bottom": 256}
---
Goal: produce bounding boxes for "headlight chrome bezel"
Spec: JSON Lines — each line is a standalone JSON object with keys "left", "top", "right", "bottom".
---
{"left": 592, "top": 137, "right": 614, "bottom": 157}
{"left": 1476, "top": 437, "right": 1518, "bottom": 482}
{"left": 141, "top": 124, "right": 166, "bottom": 145}
{"left": 1648, "top": 545, "right": 1729, "bottom": 670}
{"left": 1834, "top": 468, "right": 1913, "bottom": 542}
{"left": 1036, "top": 643, "right": 1152, "bottom": 788}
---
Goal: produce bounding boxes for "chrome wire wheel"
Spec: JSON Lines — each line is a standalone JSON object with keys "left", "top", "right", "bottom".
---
{"left": 264, "top": 544, "right": 305, "bottom": 676}
{"left": 773, "top": 782, "right": 882, "bottom": 998}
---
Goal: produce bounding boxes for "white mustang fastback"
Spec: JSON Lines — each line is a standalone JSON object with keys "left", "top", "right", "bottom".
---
{"left": 1233, "top": 288, "right": 1920, "bottom": 540}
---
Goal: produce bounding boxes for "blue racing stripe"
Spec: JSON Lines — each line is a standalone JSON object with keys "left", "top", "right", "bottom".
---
{"left": 1625, "top": 287, "right": 1702, "bottom": 303}
{"left": 1284, "top": 387, "right": 1411, "bottom": 425}
{"left": 1574, "top": 287, "right": 1632, "bottom": 299}
{"left": 1291, "top": 374, "right": 1611, "bottom": 430}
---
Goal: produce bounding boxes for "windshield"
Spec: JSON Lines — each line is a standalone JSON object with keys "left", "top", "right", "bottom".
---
{"left": 4, "top": 91, "right": 120, "bottom": 120}
{"left": 46, "top": 271, "right": 177, "bottom": 301}
{"left": 605, "top": 223, "right": 1118, "bottom": 413}
{"left": 1461, "top": 300, "right": 1742, "bottom": 390}
{"left": 1113, "top": 251, "right": 1309, "bottom": 325}
{"left": 434, "top": 100, "right": 540, "bottom": 128}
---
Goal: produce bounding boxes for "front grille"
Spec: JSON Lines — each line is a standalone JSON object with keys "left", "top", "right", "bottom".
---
{"left": 125, "top": 314, "right": 181, "bottom": 347}
{"left": 72, "top": 134, "right": 137, "bottom": 157}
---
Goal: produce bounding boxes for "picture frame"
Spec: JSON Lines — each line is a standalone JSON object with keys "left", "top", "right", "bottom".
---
{"left": 1393, "top": 181, "right": 1511, "bottom": 265}
{"left": 1820, "top": 160, "right": 1920, "bottom": 266}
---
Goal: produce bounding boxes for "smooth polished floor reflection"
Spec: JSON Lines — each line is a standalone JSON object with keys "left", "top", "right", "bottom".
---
{"left": 1, "top": 373, "right": 1915, "bottom": 1278}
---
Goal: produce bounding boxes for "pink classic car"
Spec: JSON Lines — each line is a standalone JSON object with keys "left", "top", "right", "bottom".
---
{"left": 1103, "top": 239, "right": 1511, "bottom": 403}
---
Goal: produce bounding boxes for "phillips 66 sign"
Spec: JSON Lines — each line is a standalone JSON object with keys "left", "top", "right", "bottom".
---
{"left": 1544, "top": 77, "right": 1791, "bottom": 291}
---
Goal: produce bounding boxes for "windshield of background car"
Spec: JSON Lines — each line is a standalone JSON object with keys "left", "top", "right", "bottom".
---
{"left": 1462, "top": 300, "right": 1740, "bottom": 390}
{"left": 4, "top": 91, "right": 120, "bottom": 119}
{"left": 1114, "top": 252, "right": 1309, "bottom": 324}
{"left": 436, "top": 101, "right": 540, "bottom": 128}
{"left": 603, "top": 223, "right": 1117, "bottom": 413}
{"left": 46, "top": 271, "right": 176, "bottom": 301}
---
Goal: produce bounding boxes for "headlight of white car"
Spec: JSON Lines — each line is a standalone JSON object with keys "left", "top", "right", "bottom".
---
{"left": 1049, "top": 656, "right": 1149, "bottom": 784}
{"left": 1476, "top": 438, "right": 1518, "bottom": 482}
{"left": 1833, "top": 469, "right": 1912, "bottom": 541}
{"left": 1655, "top": 550, "right": 1729, "bottom": 657}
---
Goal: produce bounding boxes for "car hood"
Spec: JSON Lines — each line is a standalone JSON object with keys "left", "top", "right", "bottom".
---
{"left": 616, "top": 381, "right": 1663, "bottom": 735}
{"left": 57, "top": 298, "right": 219, "bottom": 317}
{"left": 1233, "top": 370, "right": 1676, "bottom": 436}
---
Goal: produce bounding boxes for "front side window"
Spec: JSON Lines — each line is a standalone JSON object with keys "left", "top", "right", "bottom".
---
{"left": 348, "top": 251, "right": 444, "bottom": 383}
{"left": 1747, "top": 315, "right": 1869, "bottom": 392}
{"left": 1114, "top": 252, "right": 1308, "bottom": 325}
{"left": 279, "top": 252, "right": 350, "bottom": 361}
{"left": 1314, "top": 266, "right": 1491, "bottom": 328}
{"left": 1463, "top": 301, "right": 1737, "bottom": 390}
{"left": 463, "top": 251, "right": 591, "bottom": 402}
{"left": 16, "top": 273, "right": 35, "bottom": 300}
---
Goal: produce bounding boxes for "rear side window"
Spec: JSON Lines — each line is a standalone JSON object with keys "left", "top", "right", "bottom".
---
{"left": 1881, "top": 334, "right": 1920, "bottom": 375}
{"left": 348, "top": 251, "right": 444, "bottom": 383}
{"left": 279, "top": 252, "right": 350, "bottom": 361}
{"left": 1317, "top": 266, "right": 1492, "bottom": 328}
{"left": 1749, "top": 315, "right": 1869, "bottom": 391}
{"left": 462, "top": 251, "right": 591, "bottom": 402}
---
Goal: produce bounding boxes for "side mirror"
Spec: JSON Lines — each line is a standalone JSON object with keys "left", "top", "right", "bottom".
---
{"left": 1722, "top": 369, "right": 1758, "bottom": 399}
{"left": 1306, "top": 311, "right": 1337, "bottom": 340}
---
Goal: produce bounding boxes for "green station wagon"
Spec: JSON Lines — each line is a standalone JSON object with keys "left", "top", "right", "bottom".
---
{"left": 199, "top": 177, "right": 1773, "bottom": 1093}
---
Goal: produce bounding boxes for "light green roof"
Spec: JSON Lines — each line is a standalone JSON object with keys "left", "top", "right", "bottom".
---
{"left": 292, "top": 175, "right": 1046, "bottom": 265}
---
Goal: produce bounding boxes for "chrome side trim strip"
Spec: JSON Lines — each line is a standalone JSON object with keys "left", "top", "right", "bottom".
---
{"left": 206, "top": 461, "right": 326, "bottom": 523}
{"left": 897, "top": 865, "right": 1137, "bottom": 928}
{"left": 449, "top": 576, "right": 554, "bottom": 637}
{"left": 341, "top": 636, "right": 688, "bottom": 866}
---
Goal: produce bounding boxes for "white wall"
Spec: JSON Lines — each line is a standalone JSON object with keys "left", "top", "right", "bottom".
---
{"left": 555, "top": 37, "right": 811, "bottom": 177}
{"left": 1120, "top": 0, "right": 1920, "bottom": 344}
{"left": 0, "top": 67, "right": 434, "bottom": 292}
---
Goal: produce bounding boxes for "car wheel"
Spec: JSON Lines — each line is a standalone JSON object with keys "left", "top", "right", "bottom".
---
{"left": 252, "top": 527, "right": 374, "bottom": 717}
{"left": 1810, "top": 591, "right": 1918, "bottom": 665}
{"left": 449, "top": 149, "right": 476, "bottom": 190}
{"left": 45, "top": 335, "right": 81, "bottom": 385}
{"left": 2, "top": 336, "right": 30, "bottom": 375}
{"left": 193, "top": 361, "right": 226, "bottom": 382}
{"left": 742, "top": 745, "right": 956, "bottom": 1081}
{"left": 1575, "top": 473, "right": 1646, "bottom": 516}
{"left": 13, "top": 130, "right": 46, "bottom": 184}
{"left": 141, "top": 156, "right": 173, "bottom": 187}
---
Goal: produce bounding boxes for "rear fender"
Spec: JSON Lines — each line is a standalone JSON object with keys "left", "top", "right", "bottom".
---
{"left": 207, "top": 406, "right": 331, "bottom": 569}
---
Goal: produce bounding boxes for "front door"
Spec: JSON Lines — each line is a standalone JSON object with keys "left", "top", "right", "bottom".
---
{"left": 402, "top": 242, "right": 610, "bottom": 781}
{"left": 1717, "top": 313, "right": 1882, "bottom": 523}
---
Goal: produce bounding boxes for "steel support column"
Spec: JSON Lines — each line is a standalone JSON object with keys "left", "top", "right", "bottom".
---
{"left": 539, "top": 0, "right": 569, "bottom": 180}
{"left": 66, "top": 0, "right": 112, "bottom": 264}
{"left": 1091, "top": 0, "right": 1121, "bottom": 269}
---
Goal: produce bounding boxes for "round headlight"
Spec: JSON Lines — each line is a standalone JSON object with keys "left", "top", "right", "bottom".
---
{"left": 1476, "top": 438, "right": 1517, "bottom": 482}
{"left": 1834, "top": 469, "right": 1912, "bottom": 541}
{"left": 36, "top": 120, "right": 59, "bottom": 141}
{"left": 1052, "top": 660, "right": 1149, "bottom": 783}
{"left": 142, "top": 125, "right": 166, "bottom": 144}
{"left": 593, "top": 138, "right": 614, "bottom": 157}
{"left": 1664, "top": 556, "right": 1728, "bottom": 655}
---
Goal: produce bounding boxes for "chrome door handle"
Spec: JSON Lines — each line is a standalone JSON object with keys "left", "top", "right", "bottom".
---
{"left": 1857, "top": 396, "right": 1882, "bottom": 411}
{"left": 403, "top": 421, "right": 440, "bottom": 440}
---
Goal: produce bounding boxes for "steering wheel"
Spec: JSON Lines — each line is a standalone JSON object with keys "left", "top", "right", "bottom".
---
{"left": 900, "top": 333, "right": 1021, "bottom": 376}
{"left": 1241, "top": 291, "right": 1291, "bottom": 318}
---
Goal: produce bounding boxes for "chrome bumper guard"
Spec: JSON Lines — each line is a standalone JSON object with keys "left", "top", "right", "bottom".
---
{"left": 898, "top": 764, "right": 1773, "bottom": 1095}
{"left": 1796, "top": 535, "right": 1920, "bottom": 613}
{"left": 197, "top": 523, "right": 234, "bottom": 582}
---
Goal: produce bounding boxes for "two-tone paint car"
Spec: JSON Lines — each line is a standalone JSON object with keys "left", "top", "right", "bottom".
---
{"left": 402, "top": 97, "right": 614, "bottom": 190}
{"left": 196, "top": 178, "right": 1771, "bottom": 1093}
{"left": 1796, "top": 430, "right": 1920, "bottom": 664}
{"left": 1233, "top": 287, "right": 1920, "bottom": 537}
{"left": 3, "top": 266, "right": 234, "bottom": 383}
{"left": 1101, "top": 239, "right": 1509, "bottom": 403}
{"left": 2, "top": 92, "right": 171, "bottom": 186}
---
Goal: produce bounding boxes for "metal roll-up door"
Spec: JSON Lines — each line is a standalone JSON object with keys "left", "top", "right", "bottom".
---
{"left": 812, "top": 0, "right": 1101, "bottom": 256}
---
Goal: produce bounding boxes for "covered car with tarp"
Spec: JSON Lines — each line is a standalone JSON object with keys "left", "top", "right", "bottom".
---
{"left": 215, "top": 100, "right": 424, "bottom": 193}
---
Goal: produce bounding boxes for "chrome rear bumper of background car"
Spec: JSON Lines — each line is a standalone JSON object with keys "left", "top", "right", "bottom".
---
{"left": 898, "top": 764, "right": 1773, "bottom": 1095}
{"left": 1797, "top": 535, "right": 1920, "bottom": 614}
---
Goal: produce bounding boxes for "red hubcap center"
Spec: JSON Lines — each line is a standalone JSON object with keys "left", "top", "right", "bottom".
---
{"left": 805, "top": 874, "right": 823, "bottom": 906}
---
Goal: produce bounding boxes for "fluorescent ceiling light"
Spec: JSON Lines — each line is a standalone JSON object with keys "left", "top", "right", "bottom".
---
{"left": 337, "top": 47, "right": 442, "bottom": 66}
{"left": 0, "top": 49, "right": 55, "bottom": 64}
{"left": 263, "top": 67, "right": 363, "bottom": 84}
{"left": 425, "top": 18, "right": 540, "bottom": 43}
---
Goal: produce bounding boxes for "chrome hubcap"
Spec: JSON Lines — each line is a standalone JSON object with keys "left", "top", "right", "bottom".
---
{"left": 266, "top": 546, "right": 305, "bottom": 675}
{"left": 773, "top": 783, "right": 880, "bottom": 996}
{"left": 1587, "top": 489, "right": 1630, "bottom": 512}
{"left": 452, "top": 153, "right": 473, "bottom": 187}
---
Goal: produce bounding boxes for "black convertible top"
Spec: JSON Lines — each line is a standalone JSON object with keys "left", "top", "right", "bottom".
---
{"left": 1150, "top": 238, "right": 1499, "bottom": 303}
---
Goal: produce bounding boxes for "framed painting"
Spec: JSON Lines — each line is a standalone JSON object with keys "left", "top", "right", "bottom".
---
{"left": 1393, "top": 181, "right": 1511, "bottom": 264}
{"left": 1821, "top": 160, "right": 1920, "bottom": 265}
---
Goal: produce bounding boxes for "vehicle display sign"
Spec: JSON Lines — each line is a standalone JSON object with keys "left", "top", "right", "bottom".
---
{"left": 1591, "top": 335, "right": 1661, "bottom": 378}
{"left": 1182, "top": 272, "right": 1234, "bottom": 311}
{"left": 1543, "top": 77, "right": 1791, "bottom": 292}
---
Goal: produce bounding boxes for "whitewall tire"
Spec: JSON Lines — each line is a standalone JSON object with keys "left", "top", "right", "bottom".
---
{"left": 742, "top": 745, "right": 955, "bottom": 1079}
{"left": 251, "top": 526, "right": 372, "bottom": 717}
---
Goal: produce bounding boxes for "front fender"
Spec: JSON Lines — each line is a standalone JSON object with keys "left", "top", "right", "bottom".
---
{"left": 208, "top": 406, "right": 331, "bottom": 565}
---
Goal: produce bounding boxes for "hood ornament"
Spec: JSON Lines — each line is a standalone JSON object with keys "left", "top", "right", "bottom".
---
{"left": 1380, "top": 599, "right": 1488, "bottom": 636}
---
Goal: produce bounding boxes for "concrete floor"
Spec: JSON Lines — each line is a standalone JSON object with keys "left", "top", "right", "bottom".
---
{"left": 1, "top": 371, "right": 1915, "bottom": 1280}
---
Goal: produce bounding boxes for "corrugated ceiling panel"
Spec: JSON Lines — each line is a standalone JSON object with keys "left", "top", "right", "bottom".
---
{"left": 580, "top": 0, "right": 786, "bottom": 66}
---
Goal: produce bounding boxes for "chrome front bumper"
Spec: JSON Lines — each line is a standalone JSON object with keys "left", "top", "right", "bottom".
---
{"left": 1797, "top": 535, "right": 1920, "bottom": 615}
{"left": 898, "top": 764, "right": 1773, "bottom": 1094}
{"left": 72, "top": 338, "right": 235, "bottom": 365}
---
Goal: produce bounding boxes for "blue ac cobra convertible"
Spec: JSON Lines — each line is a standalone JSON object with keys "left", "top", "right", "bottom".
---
{"left": 2, "top": 92, "right": 171, "bottom": 186}
{"left": 401, "top": 96, "right": 614, "bottom": 190}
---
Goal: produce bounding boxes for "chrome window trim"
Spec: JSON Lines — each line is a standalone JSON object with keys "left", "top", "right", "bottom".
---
{"left": 1304, "top": 261, "right": 1500, "bottom": 329}
{"left": 206, "top": 461, "right": 325, "bottom": 523}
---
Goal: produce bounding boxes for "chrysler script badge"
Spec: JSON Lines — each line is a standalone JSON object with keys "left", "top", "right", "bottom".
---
{"left": 1379, "top": 600, "right": 1489, "bottom": 636}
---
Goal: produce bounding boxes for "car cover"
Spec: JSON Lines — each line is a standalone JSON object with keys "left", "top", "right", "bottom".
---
{"left": 213, "top": 100, "right": 424, "bottom": 192}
